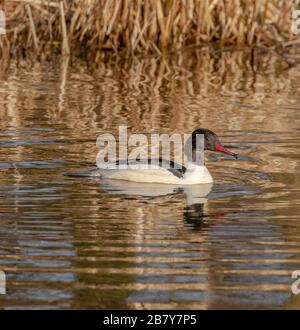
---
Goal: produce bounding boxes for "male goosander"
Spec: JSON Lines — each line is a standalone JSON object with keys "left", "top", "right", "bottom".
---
{"left": 97, "top": 128, "right": 238, "bottom": 184}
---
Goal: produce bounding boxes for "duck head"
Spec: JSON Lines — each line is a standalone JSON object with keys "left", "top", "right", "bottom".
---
{"left": 191, "top": 128, "right": 238, "bottom": 159}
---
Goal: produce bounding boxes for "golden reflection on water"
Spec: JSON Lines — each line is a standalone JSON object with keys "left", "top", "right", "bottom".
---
{"left": 0, "top": 48, "right": 300, "bottom": 309}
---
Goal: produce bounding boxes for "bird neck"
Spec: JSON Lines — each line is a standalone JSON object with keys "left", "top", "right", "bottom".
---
{"left": 184, "top": 146, "right": 205, "bottom": 169}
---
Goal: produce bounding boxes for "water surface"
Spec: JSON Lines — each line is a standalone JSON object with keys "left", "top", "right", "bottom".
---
{"left": 0, "top": 49, "right": 300, "bottom": 309}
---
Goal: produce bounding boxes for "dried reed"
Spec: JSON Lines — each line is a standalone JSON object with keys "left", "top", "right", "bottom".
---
{"left": 0, "top": 0, "right": 300, "bottom": 58}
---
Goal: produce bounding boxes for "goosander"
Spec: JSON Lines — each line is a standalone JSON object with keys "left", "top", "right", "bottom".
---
{"left": 97, "top": 128, "right": 238, "bottom": 184}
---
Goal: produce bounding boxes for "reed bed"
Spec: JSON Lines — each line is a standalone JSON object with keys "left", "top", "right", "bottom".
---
{"left": 0, "top": 0, "right": 300, "bottom": 59}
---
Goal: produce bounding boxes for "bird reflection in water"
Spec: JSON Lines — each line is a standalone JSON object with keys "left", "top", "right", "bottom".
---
{"left": 98, "top": 178, "right": 213, "bottom": 230}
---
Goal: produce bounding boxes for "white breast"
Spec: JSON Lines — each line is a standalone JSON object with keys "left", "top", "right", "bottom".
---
{"left": 183, "top": 163, "right": 213, "bottom": 184}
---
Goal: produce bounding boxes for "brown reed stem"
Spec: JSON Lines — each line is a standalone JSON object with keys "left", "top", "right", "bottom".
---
{"left": 59, "top": 0, "right": 70, "bottom": 56}
{"left": 26, "top": 3, "right": 39, "bottom": 51}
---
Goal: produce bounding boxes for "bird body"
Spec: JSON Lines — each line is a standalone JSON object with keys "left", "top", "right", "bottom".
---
{"left": 97, "top": 128, "right": 237, "bottom": 185}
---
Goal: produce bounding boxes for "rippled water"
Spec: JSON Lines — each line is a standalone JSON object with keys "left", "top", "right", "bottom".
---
{"left": 0, "top": 49, "right": 300, "bottom": 309}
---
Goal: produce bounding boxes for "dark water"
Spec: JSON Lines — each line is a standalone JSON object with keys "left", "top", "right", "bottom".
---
{"left": 0, "top": 49, "right": 300, "bottom": 309}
